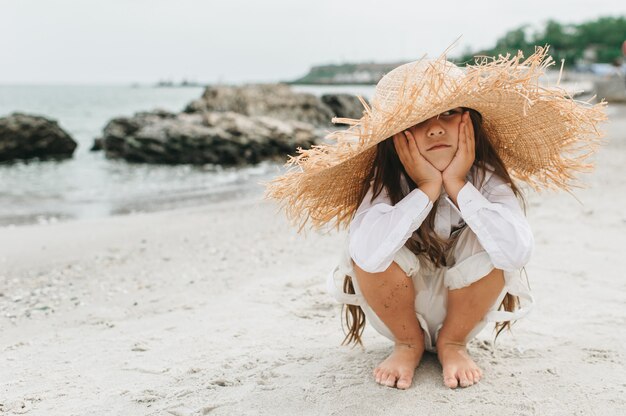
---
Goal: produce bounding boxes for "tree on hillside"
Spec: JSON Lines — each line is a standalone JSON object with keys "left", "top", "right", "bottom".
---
{"left": 457, "top": 15, "right": 626, "bottom": 67}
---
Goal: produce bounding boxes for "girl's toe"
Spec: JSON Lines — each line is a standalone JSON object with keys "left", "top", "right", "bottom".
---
{"left": 444, "top": 375, "right": 458, "bottom": 388}
{"left": 396, "top": 373, "right": 412, "bottom": 390}
{"left": 384, "top": 373, "right": 397, "bottom": 387}
{"left": 459, "top": 372, "right": 471, "bottom": 387}
{"left": 443, "top": 367, "right": 459, "bottom": 388}
{"left": 376, "top": 371, "right": 387, "bottom": 384}
{"left": 472, "top": 369, "right": 481, "bottom": 383}
{"left": 466, "top": 370, "right": 476, "bottom": 385}
{"left": 375, "top": 370, "right": 386, "bottom": 384}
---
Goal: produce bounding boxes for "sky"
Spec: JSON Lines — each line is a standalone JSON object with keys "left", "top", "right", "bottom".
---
{"left": 1, "top": 0, "right": 624, "bottom": 84}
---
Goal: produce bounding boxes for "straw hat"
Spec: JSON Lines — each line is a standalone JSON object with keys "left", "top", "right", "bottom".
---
{"left": 266, "top": 46, "right": 607, "bottom": 231}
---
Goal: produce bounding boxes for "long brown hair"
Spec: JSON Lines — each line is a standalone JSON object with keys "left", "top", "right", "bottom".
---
{"left": 342, "top": 108, "right": 525, "bottom": 346}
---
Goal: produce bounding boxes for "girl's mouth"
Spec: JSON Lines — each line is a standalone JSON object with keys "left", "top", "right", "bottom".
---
{"left": 428, "top": 144, "right": 451, "bottom": 151}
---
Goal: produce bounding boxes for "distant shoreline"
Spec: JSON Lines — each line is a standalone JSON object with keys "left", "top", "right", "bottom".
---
{"left": 286, "top": 80, "right": 376, "bottom": 86}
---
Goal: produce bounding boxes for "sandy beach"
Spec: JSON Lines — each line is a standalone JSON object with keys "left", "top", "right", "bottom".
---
{"left": 1, "top": 104, "right": 625, "bottom": 415}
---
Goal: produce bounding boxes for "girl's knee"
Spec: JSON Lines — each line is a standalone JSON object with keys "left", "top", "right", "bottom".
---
{"left": 351, "top": 245, "right": 420, "bottom": 279}
{"left": 446, "top": 268, "right": 505, "bottom": 315}
{"left": 352, "top": 258, "right": 409, "bottom": 279}
{"left": 472, "top": 267, "right": 505, "bottom": 291}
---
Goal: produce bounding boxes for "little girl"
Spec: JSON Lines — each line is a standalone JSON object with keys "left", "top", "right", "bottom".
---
{"left": 328, "top": 106, "right": 534, "bottom": 390}
{"left": 266, "top": 47, "right": 605, "bottom": 390}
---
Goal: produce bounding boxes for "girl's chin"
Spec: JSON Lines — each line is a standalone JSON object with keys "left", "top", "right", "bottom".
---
{"left": 429, "top": 159, "right": 454, "bottom": 172}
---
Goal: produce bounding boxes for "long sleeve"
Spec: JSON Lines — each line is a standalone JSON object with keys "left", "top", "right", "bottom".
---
{"left": 448, "top": 178, "right": 534, "bottom": 271}
{"left": 348, "top": 183, "right": 433, "bottom": 273}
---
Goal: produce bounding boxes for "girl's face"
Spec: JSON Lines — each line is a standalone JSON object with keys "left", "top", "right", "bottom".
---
{"left": 406, "top": 107, "right": 464, "bottom": 171}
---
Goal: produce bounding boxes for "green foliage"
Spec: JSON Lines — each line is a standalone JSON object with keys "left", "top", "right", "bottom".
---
{"left": 456, "top": 15, "right": 626, "bottom": 67}
{"left": 295, "top": 64, "right": 359, "bottom": 83}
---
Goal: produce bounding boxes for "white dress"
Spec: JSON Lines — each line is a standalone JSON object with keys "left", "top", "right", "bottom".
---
{"left": 327, "top": 165, "right": 535, "bottom": 351}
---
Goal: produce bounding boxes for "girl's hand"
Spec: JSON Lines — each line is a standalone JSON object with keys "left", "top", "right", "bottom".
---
{"left": 443, "top": 111, "right": 475, "bottom": 203}
{"left": 393, "top": 129, "right": 442, "bottom": 201}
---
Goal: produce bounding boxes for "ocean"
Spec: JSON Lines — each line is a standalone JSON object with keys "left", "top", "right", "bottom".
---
{"left": 0, "top": 84, "right": 375, "bottom": 227}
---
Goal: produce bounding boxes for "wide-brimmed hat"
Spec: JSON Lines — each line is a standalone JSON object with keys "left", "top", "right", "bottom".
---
{"left": 266, "top": 46, "right": 607, "bottom": 230}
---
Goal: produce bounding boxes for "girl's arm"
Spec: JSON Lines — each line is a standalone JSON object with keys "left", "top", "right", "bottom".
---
{"left": 449, "top": 176, "right": 534, "bottom": 270}
{"left": 348, "top": 183, "right": 433, "bottom": 273}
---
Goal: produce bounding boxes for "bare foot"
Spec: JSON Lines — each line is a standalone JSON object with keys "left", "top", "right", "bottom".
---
{"left": 436, "top": 339, "right": 483, "bottom": 388}
{"left": 373, "top": 341, "right": 424, "bottom": 390}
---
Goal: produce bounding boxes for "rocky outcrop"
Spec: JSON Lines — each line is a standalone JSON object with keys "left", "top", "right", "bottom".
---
{"left": 0, "top": 113, "right": 77, "bottom": 162}
{"left": 183, "top": 84, "right": 367, "bottom": 126}
{"left": 594, "top": 77, "right": 626, "bottom": 102}
{"left": 94, "top": 84, "right": 368, "bottom": 165}
{"left": 183, "top": 83, "right": 335, "bottom": 126}
{"left": 321, "top": 94, "right": 365, "bottom": 120}
{"left": 97, "top": 109, "right": 318, "bottom": 165}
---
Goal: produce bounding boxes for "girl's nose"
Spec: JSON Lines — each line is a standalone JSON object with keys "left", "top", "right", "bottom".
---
{"left": 426, "top": 124, "right": 445, "bottom": 137}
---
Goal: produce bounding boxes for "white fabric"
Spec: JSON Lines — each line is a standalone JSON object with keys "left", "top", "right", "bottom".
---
{"left": 328, "top": 226, "right": 534, "bottom": 352}
{"left": 348, "top": 165, "right": 534, "bottom": 274}
{"left": 327, "top": 165, "right": 535, "bottom": 351}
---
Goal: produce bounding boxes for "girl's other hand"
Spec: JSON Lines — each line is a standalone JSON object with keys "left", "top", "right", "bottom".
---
{"left": 442, "top": 111, "right": 475, "bottom": 202}
{"left": 393, "top": 129, "right": 442, "bottom": 201}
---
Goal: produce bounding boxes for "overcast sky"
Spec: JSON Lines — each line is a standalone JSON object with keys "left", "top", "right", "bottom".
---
{"left": 1, "top": 0, "right": 624, "bottom": 84}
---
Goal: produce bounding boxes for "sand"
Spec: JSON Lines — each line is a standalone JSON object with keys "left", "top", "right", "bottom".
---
{"left": 1, "top": 105, "right": 625, "bottom": 416}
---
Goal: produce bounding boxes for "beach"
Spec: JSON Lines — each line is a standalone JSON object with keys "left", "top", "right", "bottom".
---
{"left": 1, "top": 104, "right": 625, "bottom": 415}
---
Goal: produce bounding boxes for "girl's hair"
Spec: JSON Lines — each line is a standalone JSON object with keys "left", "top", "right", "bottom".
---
{"left": 342, "top": 108, "right": 525, "bottom": 346}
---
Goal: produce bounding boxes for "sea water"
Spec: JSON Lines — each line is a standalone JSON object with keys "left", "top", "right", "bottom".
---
{"left": 0, "top": 84, "right": 375, "bottom": 226}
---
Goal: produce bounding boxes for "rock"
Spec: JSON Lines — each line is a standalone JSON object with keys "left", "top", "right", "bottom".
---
{"left": 183, "top": 84, "right": 335, "bottom": 126}
{"left": 90, "top": 138, "right": 104, "bottom": 151}
{"left": 321, "top": 94, "right": 367, "bottom": 120}
{"left": 0, "top": 113, "right": 77, "bottom": 162}
{"left": 92, "top": 85, "right": 366, "bottom": 165}
{"left": 98, "top": 110, "right": 318, "bottom": 165}
{"left": 594, "top": 76, "right": 626, "bottom": 102}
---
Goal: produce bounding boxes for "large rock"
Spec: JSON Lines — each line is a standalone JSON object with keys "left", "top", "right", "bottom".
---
{"left": 594, "top": 76, "right": 626, "bottom": 102}
{"left": 93, "top": 84, "right": 368, "bottom": 165}
{"left": 0, "top": 113, "right": 77, "bottom": 162}
{"left": 321, "top": 93, "right": 365, "bottom": 120}
{"left": 184, "top": 84, "right": 349, "bottom": 126}
{"left": 98, "top": 109, "right": 318, "bottom": 165}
